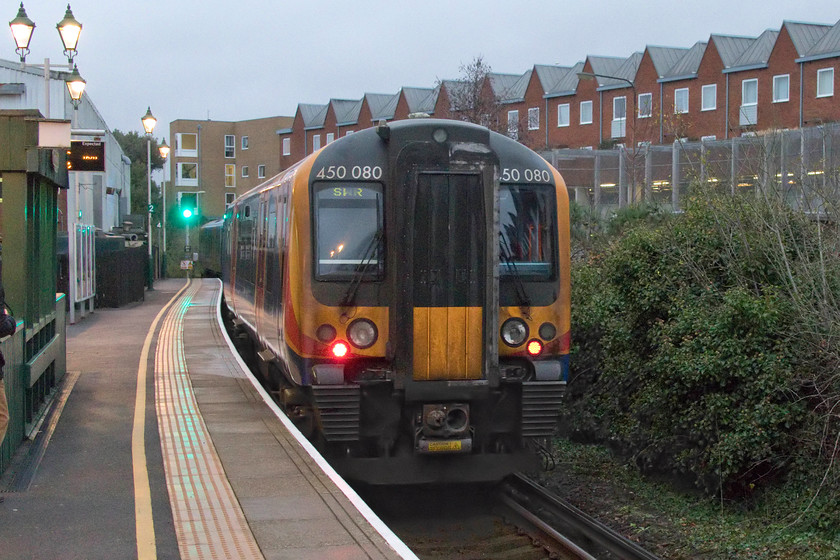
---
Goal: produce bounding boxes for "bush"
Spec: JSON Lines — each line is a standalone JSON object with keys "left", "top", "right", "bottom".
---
{"left": 564, "top": 191, "right": 839, "bottom": 526}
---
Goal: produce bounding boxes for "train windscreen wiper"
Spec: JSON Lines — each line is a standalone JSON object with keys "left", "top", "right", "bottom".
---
{"left": 499, "top": 233, "right": 531, "bottom": 312}
{"left": 340, "top": 229, "right": 384, "bottom": 308}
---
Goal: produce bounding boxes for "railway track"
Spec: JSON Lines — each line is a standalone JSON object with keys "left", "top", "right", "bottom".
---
{"left": 358, "top": 474, "right": 661, "bottom": 559}
{"left": 499, "top": 473, "right": 662, "bottom": 560}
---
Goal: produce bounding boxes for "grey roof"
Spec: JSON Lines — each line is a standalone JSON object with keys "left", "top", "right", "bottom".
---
{"left": 660, "top": 41, "right": 708, "bottom": 81}
{"left": 798, "top": 18, "right": 840, "bottom": 61}
{"left": 548, "top": 61, "right": 585, "bottom": 97}
{"left": 299, "top": 103, "right": 328, "bottom": 129}
{"left": 597, "top": 52, "right": 642, "bottom": 90}
{"left": 726, "top": 29, "right": 779, "bottom": 72}
{"left": 330, "top": 98, "right": 362, "bottom": 126}
{"left": 365, "top": 92, "right": 399, "bottom": 121}
{"left": 440, "top": 79, "right": 469, "bottom": 111}
{"left": 711, "top": 34, "right": 757, "bottom": 68}
{"left": 489, "top": 72, "right": 530, "bottom": 101}
{"left": 587, "top": 56, "right": 626, "bottom": 86}
{"left": 647, "top": 46, "right": 690, "bottom": 77}
{"left": 533, "top": 64, "right": 569, "bottom": 94}
{"left": 402, "top": 87, "right": 436, "bottom": 113}
{"left": 785, "top": 21, "right": 832, "bottom": 57}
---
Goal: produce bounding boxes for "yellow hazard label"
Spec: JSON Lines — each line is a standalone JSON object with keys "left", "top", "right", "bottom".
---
{"left": 427, "top": 440, "right": 462, "bottom": 452}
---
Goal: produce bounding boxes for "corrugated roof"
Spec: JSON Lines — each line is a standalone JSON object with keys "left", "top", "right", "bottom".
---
{"left": 711, "top": 34, "right": 757, "bottom": 68}
{"left": 647, "top": 46, "right": 690, "bottom": 78}
{"left": 549, "top": 61, "right": 585, "bottom": 96}
{"left": 726, "top": 29, "right": 779, "bottom": 71}
{"left": 330, "top": 98, "right": 362, "bottom": 126}
{"left": 799, "top": 19, "right": 840, "bottom": 61}
{"left": 597, "top": 52, "right": 642, "bottom": 90}
{"left": 785, "top": 21, "right": 832, "bottom": 57}
{"left": 660, "top": 41, "right": 708, "bottom": 81}
{"left": 489, "top": 72, "right": 529, "bottom": 101}
{"left": 533, "top": 64, "right": 569, "bottom": 94}
{"left": 365, "top": 92, "right": 399, "bottom": 121}
{"left": 441, "top": 79, "right": 468, "bottom": 111}
{"left": 498, "top": 70, "right": 532, "bottom": 102}
{"left": 402, "top": 87, "right": 435, "bottom": 113}
{"left": 418, "top": 86, "right": 440, "bottom": 114}
{"left": 299, "top": 103, "right": 328, "bottom": 129}
{"left": 587, "top": 56, "right": 626, "bottom": 86}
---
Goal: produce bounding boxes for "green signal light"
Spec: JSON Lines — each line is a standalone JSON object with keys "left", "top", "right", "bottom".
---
{"left": 183, "top": 209, "right": 193, "bottom": 219}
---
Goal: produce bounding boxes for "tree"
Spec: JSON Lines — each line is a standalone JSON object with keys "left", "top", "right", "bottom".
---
{"left": 441, "top": 55, "right": 507, "bottom": 134}
{"left": 113, "top": 129, "right": 165, "bottom": 217}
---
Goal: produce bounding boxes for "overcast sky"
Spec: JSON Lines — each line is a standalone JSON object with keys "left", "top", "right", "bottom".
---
{"left": 7, "top": 1, "right": 840, "bottom": 141}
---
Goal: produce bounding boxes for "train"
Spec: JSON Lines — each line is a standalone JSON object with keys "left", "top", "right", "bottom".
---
{"left": 203, "top": 118, "right": 571, "bottom": 484}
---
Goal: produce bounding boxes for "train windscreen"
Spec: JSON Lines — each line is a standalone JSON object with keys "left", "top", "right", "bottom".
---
{"left": 499, "top": 185, "right": 557, "bottom": 281}
{"left": 314, "top": 182, "right": 384, "bottom": 280}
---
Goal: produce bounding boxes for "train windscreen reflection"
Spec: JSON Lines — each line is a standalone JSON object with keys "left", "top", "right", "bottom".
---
{"left": 499, "top": 185, "right": 557, "bottom": 280}
{"left": 314, "top": 183, "right": 384, "bottom": 280}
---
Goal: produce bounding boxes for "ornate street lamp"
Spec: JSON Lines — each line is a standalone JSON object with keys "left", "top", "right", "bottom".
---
{"left": 142, "top": 107, "right": 157, "bottom": 289}
{"left": 65, "top": 64, "right": 85, "bottom": 109}
{"left": 159, "top": 139, "right": 170, "bottom": 278}
{"left": 9, "top": 2, "right": 35, "bottom": 63}
{"left": 56, "top": 4, "right": 82, "bottom": 64}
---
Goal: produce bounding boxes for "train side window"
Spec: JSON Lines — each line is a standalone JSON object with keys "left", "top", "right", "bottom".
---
{"left": 313, "top": 182, "right": 384, "bottom": 280}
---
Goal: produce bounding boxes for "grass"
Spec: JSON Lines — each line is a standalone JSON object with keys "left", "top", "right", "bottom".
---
{"left": 536, "top": 439, "right": 840, "bottom": 559}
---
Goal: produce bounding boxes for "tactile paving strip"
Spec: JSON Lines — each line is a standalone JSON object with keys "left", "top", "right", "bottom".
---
{"left": 155, "top": 281, "right": 264, "bottom": 560}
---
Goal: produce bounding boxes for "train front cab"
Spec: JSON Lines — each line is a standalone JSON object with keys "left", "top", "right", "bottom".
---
{"left": 299, "top": 120, "right": 570, "bottom": 485}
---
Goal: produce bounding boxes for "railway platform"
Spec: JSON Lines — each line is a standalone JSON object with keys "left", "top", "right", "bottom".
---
{"left": 0, "top": 278, "right": 415, "bottom": 560}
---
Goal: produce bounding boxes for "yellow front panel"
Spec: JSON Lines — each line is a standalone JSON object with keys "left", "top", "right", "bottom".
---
{"left": 413, "top": 307, "right": 482, "bottom": 381}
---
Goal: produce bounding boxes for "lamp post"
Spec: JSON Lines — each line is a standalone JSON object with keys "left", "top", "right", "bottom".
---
{"left": 577, "top": 71, "right": 639, "bottom": 204}
{"left": 159, "top": 139, "right": 170, "bottom": 278}
{"left": 142, "top": 107, "right": 157, "bottom": 290}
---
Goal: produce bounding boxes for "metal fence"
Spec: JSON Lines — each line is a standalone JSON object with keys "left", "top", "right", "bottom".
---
{"left": 543, "top": 123, "right": 840, "bottom": 216}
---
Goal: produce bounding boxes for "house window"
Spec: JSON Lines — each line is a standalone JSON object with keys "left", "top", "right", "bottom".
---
{"left": 557, "top": 103, "right": 570, "bottom": 127}
{"left": 345, "top": 130, "right": 354, "bottom": 136}
{"left": 326, "top": 132, "right": 335, "bottom": 144}
{"left": 258, "top": 164, "right": 266, "bottom": 178}
{"left": 176, "top": 162, "right": 198, "bottom": 187}
{"left": 174, "top": 133, "right": 197, "bottom": 157}
{"left": 241, "top": 136, "right": 249, "bottom": 150}
{"left": 225, "top": 164, "right": 236, "bottom": 187}
{"left": 701, "top": 84, "right": 717, "bottom": 111}
{"left": 611, "top": 96, "right": 626, "bottom": 138}
{"left": 282, "top": 137, "right": 291, "bottom": 156}
{"left": 773, "top": 75, "right": 789, "bottom": 103}
{"left": 507, "top": 110, "right": 519, "bottom": 140}
{"left": 817, "top": 68, "right": 834, "bottom": 98}
{"left": 740, "top": 78, "right": 758, "bottom": 125}
{"left": 637, "top": 93, "right": 652, "bottom": 118}
{"left": 313, "top": 134, "right": 321, "bottom": 152}
{"left": 580, "top": 100, "right": 593, "bottom": 125}
{"left": 242, "top": 166, "right": 249, "bottom": 178}
{"left": 674, "top": 88, "right": 689, "bottom": 114}
{"left": 225, "top": 192, "right": 235, "bottom": 206}
{"left": 224, "top": 135, "right": 235, "bottom": 158}
{"left": 527, "top": 107, "right": 540, "bottom": 130}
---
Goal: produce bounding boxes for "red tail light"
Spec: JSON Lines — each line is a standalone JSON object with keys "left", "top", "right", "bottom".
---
{"left": 331, "top": 341, "right": 349, "bottom": 358}
{"left": 527, "top": 339, "right": 543, "bottom": 356}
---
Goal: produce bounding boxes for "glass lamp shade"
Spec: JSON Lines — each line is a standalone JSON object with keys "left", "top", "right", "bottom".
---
{"left": 142, "top": 107, "right": 157, "bottom": 134}
{"left": 56, "top": 4, "right": 82, "bottom": 58}
{"left": 9, "top": 3, "right": 35, "bottom": 53}
{"left": 65, "top": 64, "right": 86, "bottom": 102}
{"left": 159, "top": 139, "right": 170, "bottom": 159}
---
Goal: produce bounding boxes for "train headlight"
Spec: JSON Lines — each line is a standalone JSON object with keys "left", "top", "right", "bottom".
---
{"left": 501, "top": 318, "right": 529, "bottom": 347}
{"left": 347, "top": 319, "right": 377, "bottom": 349}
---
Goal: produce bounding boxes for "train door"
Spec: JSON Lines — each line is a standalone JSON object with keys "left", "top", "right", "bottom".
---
{"left": 255, "top": 196, "right": 268, "bottom": 335}
{"left": 412, "top": 172, "right": 486, "bottom": 381}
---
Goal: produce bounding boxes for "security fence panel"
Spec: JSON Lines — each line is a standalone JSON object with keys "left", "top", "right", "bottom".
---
{"left": 649, "top": 146, "right": 674, "bottom": 208}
